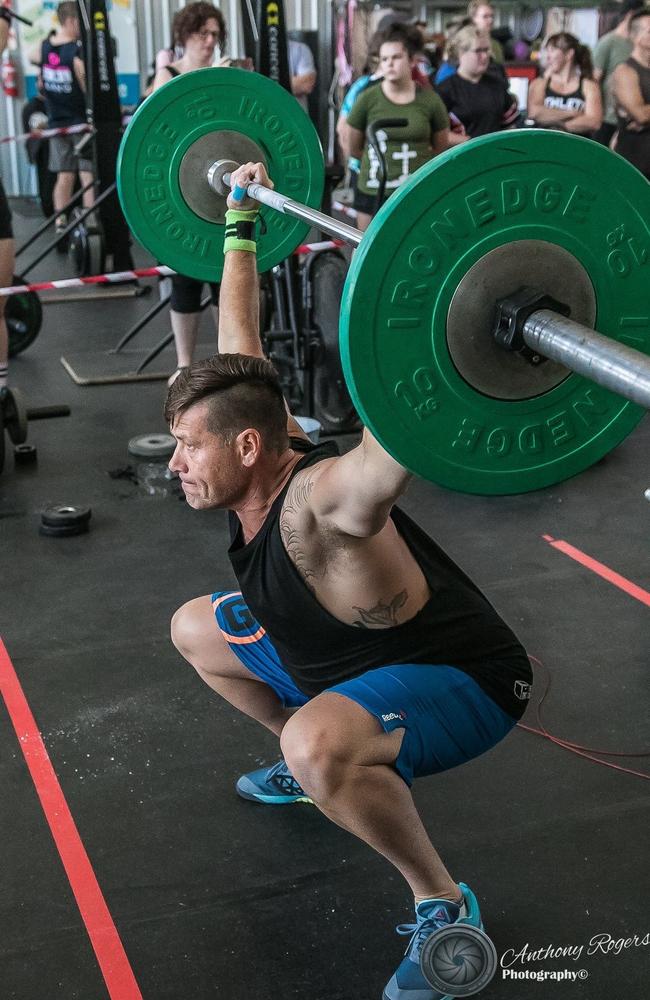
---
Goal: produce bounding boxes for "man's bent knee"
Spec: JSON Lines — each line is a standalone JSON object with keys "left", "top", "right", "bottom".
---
{"left": 170, "top": 595, "right": 217, "bottom": 659}
{"left": 170, "top": 594, "right": 257, "bottom": 681}
{"left": 280, "top": 715, "right": 345, "bottom": 800}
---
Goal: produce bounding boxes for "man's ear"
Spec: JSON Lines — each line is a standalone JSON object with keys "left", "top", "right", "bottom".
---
{"left": 237, "top": 428, "right": 262, "bottom": 467}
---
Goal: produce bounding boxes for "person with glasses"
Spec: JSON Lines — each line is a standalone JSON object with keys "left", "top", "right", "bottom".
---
{"left": 528, "top": 32, "right": 602, "bottom": 138}
{"left": 436, "top": 25, "right": 519, "bottom": 139}
{"left": 151, "top": 2, "right": 231, "bottom": 384}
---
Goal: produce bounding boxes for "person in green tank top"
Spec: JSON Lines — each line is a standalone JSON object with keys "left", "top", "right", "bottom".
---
{"left": 346, "top": 22, "right": 449, "bottom": 231}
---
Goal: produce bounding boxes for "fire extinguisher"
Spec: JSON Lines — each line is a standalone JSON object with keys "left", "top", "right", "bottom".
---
{"left": 2, "top": 52, "right": 18, "bottom": 98}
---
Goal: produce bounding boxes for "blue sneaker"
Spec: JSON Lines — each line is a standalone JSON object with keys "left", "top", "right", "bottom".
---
{"left": 235, "top": 760, "right": 313, "bottom": 805}
{"left": 382, "top": 883, "right": 483, "bottom": 1000}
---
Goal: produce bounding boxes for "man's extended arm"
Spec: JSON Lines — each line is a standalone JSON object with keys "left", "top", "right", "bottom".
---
{"left": 219, "top": 162, "right": 309, "bottom": 439}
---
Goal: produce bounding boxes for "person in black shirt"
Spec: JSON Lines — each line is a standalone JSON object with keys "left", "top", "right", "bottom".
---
{"left": 165, "top": 163, "right": 532, "bottom": 1000}
{"left": 611, "top": 11, "right": 650, "bottom": 179}
{"left": 437, "top": 24, "right": 518, "bottom": 138}
{"left": 528, "top": 32, "right": 602, "bottom": 137}
{"left": 33, "top": 2, "right": 95, "bottom": 238}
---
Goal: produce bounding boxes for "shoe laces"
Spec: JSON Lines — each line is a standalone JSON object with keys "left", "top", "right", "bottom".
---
{"left": 265, "top": 760, "right": 305, "bottom": 795}
{"left": 396, "top": 903, "right": 457, "bottom": 959}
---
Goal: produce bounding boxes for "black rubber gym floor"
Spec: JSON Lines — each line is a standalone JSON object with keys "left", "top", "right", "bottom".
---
{"left": 1, "top": 199, "right": 648, "bottom": 1000}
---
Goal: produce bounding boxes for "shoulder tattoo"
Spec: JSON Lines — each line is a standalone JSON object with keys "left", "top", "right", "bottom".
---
{"left": 279, "top": 470, "right": 319, "bottom": 592}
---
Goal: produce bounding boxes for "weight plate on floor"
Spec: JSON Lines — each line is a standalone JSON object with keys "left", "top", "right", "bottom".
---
{"left": 117, "top": 68, "right": 325, "bottom": 283}
{"left": 14, "top": 443, "right": 37, "bottom": 466}
{"left": 127, "top": 433, "right": 176, "bottom": 459}
{"left": 1, "top": 386, "right": 28, "bottom": 444}
{"left": 340, "top": 130, "right": 650, "bottom": 495}
{"left": 7, "top": 275, "right": 43, "bottom": 357}
{"left": 39, "top": 521, "right": 90, "bottom": 537}
{"left": 41, "top": 503, "right": 92, "bottom": 528}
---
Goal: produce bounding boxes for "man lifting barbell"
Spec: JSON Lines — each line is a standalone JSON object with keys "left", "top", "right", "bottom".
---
{"left": 165, "top": 162, "right": 533, "bottom": 1000}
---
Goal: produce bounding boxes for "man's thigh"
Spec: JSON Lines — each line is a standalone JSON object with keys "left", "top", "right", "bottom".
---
{"left": 327, "top": 663, "right": 517, "bottom": 786}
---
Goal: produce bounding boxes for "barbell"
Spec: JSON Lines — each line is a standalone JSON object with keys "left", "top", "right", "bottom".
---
{"left": 116, "top": 68, "right": 650, "bottom": 495}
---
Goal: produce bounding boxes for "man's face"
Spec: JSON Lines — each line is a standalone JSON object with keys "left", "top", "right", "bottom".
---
{"left": 169, "top": 401, "right": 248, "bottom": 510}
{"left": 473, "top": 5, "right": 495, "bottom": 31}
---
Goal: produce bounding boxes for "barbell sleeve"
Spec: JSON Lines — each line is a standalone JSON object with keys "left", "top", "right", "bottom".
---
{"left": 524, "top": 310, "right": 650, "bottom": 410}
{"left": 216, "top": 168, "right": 363, "bottom": 247}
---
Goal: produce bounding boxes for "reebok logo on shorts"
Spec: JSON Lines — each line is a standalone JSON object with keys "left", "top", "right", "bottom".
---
{"left": 382, "top": 711, "right": 407, "bottom": 722}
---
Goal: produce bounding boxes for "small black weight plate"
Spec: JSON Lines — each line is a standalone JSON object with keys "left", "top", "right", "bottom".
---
{"left": 39, "top": 521, "right": 90, "bottom": 537}
{"left": 14, "top": 443, "right": 37, "bottom": 465}
{"left": 41, "top": 503, "right": 92, "bottom": 528}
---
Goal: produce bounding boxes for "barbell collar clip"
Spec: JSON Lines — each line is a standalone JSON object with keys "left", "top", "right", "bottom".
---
{"left": 493, "top": 286, "right": 571, "bottom": 365}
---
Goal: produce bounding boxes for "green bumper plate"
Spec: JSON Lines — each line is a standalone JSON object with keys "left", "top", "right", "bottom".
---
{"left": 117, "top": 68, "right": 324, "bottom": 283}
{"left": 340, "top": 130, "right": 650, "bottom": 495}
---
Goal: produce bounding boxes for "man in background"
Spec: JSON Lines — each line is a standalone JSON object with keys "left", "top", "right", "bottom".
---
{"left": 593, "top": 0, "right": 645, "bottom": 145}
{"left": 289, "top": 37, "right": 316, "bottom": 112}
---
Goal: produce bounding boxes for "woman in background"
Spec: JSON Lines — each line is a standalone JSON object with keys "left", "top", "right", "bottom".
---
{"left": 151, "top": 2, "right": 231, "bottom": 384}
{"left": 528, "top": 32, "right": 602, "bottom": 137}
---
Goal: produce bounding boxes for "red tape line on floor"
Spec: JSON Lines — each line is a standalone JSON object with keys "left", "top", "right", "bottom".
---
{"left": 542, "top": 535, "right": 650, "bottom": 608}
{"left": 0, "top": 638, "right": 143, "bottom": 1000}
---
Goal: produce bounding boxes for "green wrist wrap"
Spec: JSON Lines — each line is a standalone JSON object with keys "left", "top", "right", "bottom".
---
{"left": 224, "top": 208, "right": 259, "bottom": 254}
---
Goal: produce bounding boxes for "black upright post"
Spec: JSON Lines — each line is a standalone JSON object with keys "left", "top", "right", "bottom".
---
{"left": 79, "top": 0, "right": 133, "bottom": 269}
{"left": 240, "top": 0, "right": 292, "bottom": 92}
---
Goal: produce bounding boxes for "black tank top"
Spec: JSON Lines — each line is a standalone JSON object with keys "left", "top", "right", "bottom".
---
{"left": 41, "top": 39, "right": 86, "bottom": 127}
{"left": 228, "top": 439, "right": 532, "bottom": 718}
{"left": 544, "top": 78, "right": 586, "bottom": 114}
{"left": 165, "top": 66, "right": 181, "bottom": 78}
{"left": 616, "top": 58, "right": 650, "bottom": 179}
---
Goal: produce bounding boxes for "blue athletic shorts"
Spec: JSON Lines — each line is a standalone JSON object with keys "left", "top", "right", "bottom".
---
{"left": 212, "top": 591, "right": 518, "bottom": 786}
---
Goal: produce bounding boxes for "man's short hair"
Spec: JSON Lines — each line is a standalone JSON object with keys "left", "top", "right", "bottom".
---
{"left": 467, "top": 1, "right": 493, "bottom": 19}
{"left": 57, "top": 1, "right": 79, "bottom": 25}
{"left": 630, "top": 9, "right": 650, "bottom": 33}
{"left": 164, "top": 353, "right": 289, "bottom": 453}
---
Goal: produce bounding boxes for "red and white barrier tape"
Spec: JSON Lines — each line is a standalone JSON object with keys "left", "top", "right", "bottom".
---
{"left": 0, "top": 241, "right": 346, "bottom": 297}
{"left": 295, "top": 239, "right": 344, "bottom": 254}
{"left": 0, "top": 122, "right": 93, "bottom": 146}
{"left": 0, "top": 265, "right": 175, "bottom": 296}
{"left": 332, "top": 200, "right": 358, "bottom": 220}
